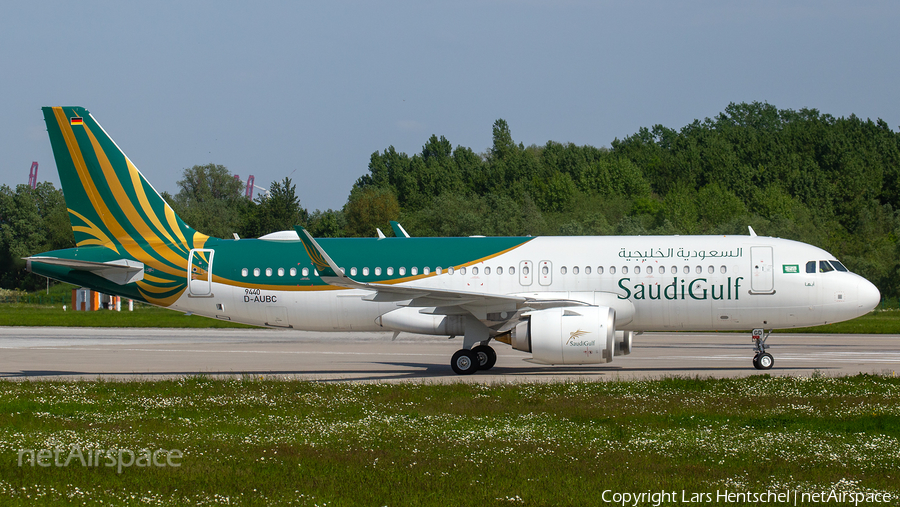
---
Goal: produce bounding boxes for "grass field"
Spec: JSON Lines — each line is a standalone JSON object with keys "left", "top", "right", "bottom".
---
{"left": 0, "top": 304, "right": 257, "bottom": 328}
{"left": 1, "top": 375, "right": 898, "bottom": 506}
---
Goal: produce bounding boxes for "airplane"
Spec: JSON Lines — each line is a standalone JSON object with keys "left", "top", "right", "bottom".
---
{"left": 27, "top": 107, "right": 882, "bottom": 374}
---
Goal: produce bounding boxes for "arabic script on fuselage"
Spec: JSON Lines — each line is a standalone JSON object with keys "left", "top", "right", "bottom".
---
{"left": 618, "top": 247, "right": 743, "bottom": 261}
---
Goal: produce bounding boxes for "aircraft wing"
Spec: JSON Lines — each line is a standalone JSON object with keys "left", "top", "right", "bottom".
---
{"left": 295, "top": 227, "right": 585, "bottom": 312}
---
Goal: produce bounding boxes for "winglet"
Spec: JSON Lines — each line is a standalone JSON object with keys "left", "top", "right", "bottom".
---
{"left": 390, "top": 221, "right": 410, "bottom": 238}
{"left": 294, "top": 226, "right": 342, "bottom": 278}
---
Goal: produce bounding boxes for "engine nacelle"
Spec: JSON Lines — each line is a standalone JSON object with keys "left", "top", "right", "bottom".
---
{"left": 512, "top": 306, "right": 616, "bottom": 365}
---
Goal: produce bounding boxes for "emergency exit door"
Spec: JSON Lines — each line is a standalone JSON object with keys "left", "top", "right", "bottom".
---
{"left": 750, "top": 246, "right": 774, "bottom": 293}
{"left": 188, "top": 249, "right": 215, "bottom": 296}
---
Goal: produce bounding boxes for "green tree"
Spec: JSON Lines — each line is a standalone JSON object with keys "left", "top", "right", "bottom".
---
{"left": 307, "top": 209, "right": 346, "bottom": 238}
{"left": 242, "top": 177, "right": 308, "bottom": 238}
{"left": 169, "top": 164, "right": 247, "bottom": 238}
{"left": 0, "top": 182, "right": 74, "bottom": 289}
{"left": 344, "top": 186, "right": 401, "bottom": 237}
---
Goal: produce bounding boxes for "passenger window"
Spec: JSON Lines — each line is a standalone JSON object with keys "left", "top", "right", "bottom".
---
{"left": 634, "top": 266, "right": 641, "bottom": 275}
{"left": 278, "top": 268, "right": 285, "bottom": 277}
{"left": 646, "top": 266, "right": 653, "bottom": 274}
{"left": 448, "top": 267, "right": 455, "bottom": 275}
{"left": 253, "top": 268, "right": 260, "bottom": 277}
{"left": 585, "top": 266, "right": 591, "bottom": 275}
{"left": 363, "top": 267, "right": 370, "bottom": 276}
{"left": 375, "top": 267, "right": 382, "bottom": 276}
{"left": 671, "top": 266, "right": 677, "bottom": 274}
{"left": 622, "top": 266, "right": 628, "bottom": 274}
{"left": 350, "top": 267, "right": 357, "bottom": 276}
{"left": 573, "top": 266, "right": 579, "bottom": 275}
{"left": 720, "top": 266, "right": 726, "bottom": 274}
{"left": 484, "top": 267, "right": 491, "bottom": 275}
{"left": 521, "top": 266, "right": 527, "bottom": 275}
{"left": 436, "top": 267, "right": 442, "bottom": 274}
{"left": 266, "top": 268, "right": 273, "bottom": 277}
{"left": 683, "top": 266, "right": 690, "bottom": 274}
{"left": 560, "top": 266, "right": 567, "bottom": 275}
{"left": 387, "top": 267, "right": 394, "bottom": 276}
{"left": 542, "top": 266, "right": 549, "bottom": 275}
{"left": 695, "top": 266, "right": 702, "bottom": 274}
{"left": 806, "top": 261, "right": 816, "bottom": 273}
{"left": 609, "top": 266, "right": 616, "bottom": 274}
{"left": 302, "top": 267, "right": 309, "bottom": 277}
{"left": 819, "top": 261, "right": 834, "bottom": 273}
{"left": 460, "top": 267, "right": 467, "bottom": 275}
{"left": 290, "top": 268, "right": 297, "bottom": 276}
{"left": 708, "top": 266, "right": 714, "bottom": 274}
{"left": 472, "top": 267, "right": 479, "bottom": 275}
{"left": 831, "top": 260, "right": 848, "bottom": 272}
{"left": 241, "top": 268, "right": 248, "bottom": 277}
{"left": 411, "top": 267, "right": 418, "bottom": 275}
{"left": 399, "top": 267, "right": 406, "bottom": 276}
{"left": 598, "top": 266, "right": 604, "bottom": 274}
{"left": 509, "top": 267, "right": 515, "bottom": 275}
{"left": 496, "top": 267, "right": 502, "bottom": 275}
{"left": 423, "top": 267, "right": 430, "bottom": 275}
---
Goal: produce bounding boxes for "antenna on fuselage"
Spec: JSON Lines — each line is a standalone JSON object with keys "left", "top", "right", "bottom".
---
{"left": 748, "top": 226, "right": 757, "bottom": 237}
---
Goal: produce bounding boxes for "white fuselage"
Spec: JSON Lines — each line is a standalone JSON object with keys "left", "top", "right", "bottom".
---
{"left": 170, "top": 235, "right": 880, "bottom": 333}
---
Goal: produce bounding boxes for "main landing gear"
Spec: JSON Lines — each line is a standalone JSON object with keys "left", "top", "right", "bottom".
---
{"left": 450, "top": 344, "right": 497, "bottom": 375}
{"left": 751, "top": 328, "right": 774, "bottom": 370}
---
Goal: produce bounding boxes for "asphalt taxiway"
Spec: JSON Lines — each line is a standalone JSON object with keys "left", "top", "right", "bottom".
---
{"left": 1, "top": 327, "right": 898, "bottom": 381}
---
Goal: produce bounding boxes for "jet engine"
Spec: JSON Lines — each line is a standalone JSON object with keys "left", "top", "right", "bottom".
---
{"left": 509, "top": 306, "right": 616, "bottom": 365}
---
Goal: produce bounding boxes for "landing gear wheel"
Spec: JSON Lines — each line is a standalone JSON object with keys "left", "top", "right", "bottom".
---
{"left": 751, "top": 328, "right": 774, "bottom": 371}
{"left": 756, "top": 352, "right": 774, "bottom": 370}
{"left": 472, "top": 345, "right": 497, "bottom": 371}
{"left": 451, "top": 349, "right": 479, "bottom": 375}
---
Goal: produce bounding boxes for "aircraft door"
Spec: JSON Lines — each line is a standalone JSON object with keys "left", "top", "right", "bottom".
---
{"left": 188, "top": 249, "right": 215, "bottom": 297}
{"left": 750, "top": 246, "right": 774, "bottom": 293}
{"left": 538, "top": 260, "right": 552, "bottom": 286}
{"left": 519, "top": 260, "right": 533, "bottom": 286}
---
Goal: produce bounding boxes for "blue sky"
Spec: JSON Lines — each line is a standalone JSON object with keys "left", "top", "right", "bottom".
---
{"left": 2, "top": 1, "right": 897, "bottom": 212}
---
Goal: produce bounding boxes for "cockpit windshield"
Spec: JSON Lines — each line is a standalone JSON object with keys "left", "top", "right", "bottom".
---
{"left": 830, "top": 260, "right": 848, "bottom": 272}
{"left": 808, "top": 260, "right": 850, "bottom": 273}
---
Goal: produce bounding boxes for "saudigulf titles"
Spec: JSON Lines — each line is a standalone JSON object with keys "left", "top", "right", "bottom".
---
{"left": 617, "top": 277, "right": 744, "bottom": 301}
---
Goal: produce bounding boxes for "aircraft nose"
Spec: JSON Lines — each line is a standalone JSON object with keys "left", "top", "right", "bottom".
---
{"left": 858, "top": 278, "right": 881, "bottom": 314}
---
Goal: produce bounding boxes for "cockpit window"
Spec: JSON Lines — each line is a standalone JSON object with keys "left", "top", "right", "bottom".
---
{"left": 819, "top": 260, "right": 835, "bottom": 273}
{"left": 806, "top": 261, "right": 816, "bottom": 273}
{"left": 830, "top": 260, "right": 849, "bottom": 272}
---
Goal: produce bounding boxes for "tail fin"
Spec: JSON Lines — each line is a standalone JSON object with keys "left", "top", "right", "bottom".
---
{"left": 42, "top": 106, "right": 211, "bottom": 304}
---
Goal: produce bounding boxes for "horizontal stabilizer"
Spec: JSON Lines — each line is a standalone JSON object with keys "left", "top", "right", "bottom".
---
{"left": 26, "top": 256, "right": 144, "bottom": 285}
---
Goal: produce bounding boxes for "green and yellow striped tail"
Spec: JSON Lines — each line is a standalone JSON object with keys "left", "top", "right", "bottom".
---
{"left": 42, "top": 106, "right": 212, "bottom": 305}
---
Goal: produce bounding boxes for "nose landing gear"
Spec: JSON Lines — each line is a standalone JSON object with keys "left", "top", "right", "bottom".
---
{"left": 751, "top": 328, "right": 774, "bottom": 370}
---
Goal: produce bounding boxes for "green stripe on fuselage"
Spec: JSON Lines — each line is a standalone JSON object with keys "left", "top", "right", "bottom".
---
{"left": 211, "top": 236, "right": 534, "bottom": 289}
